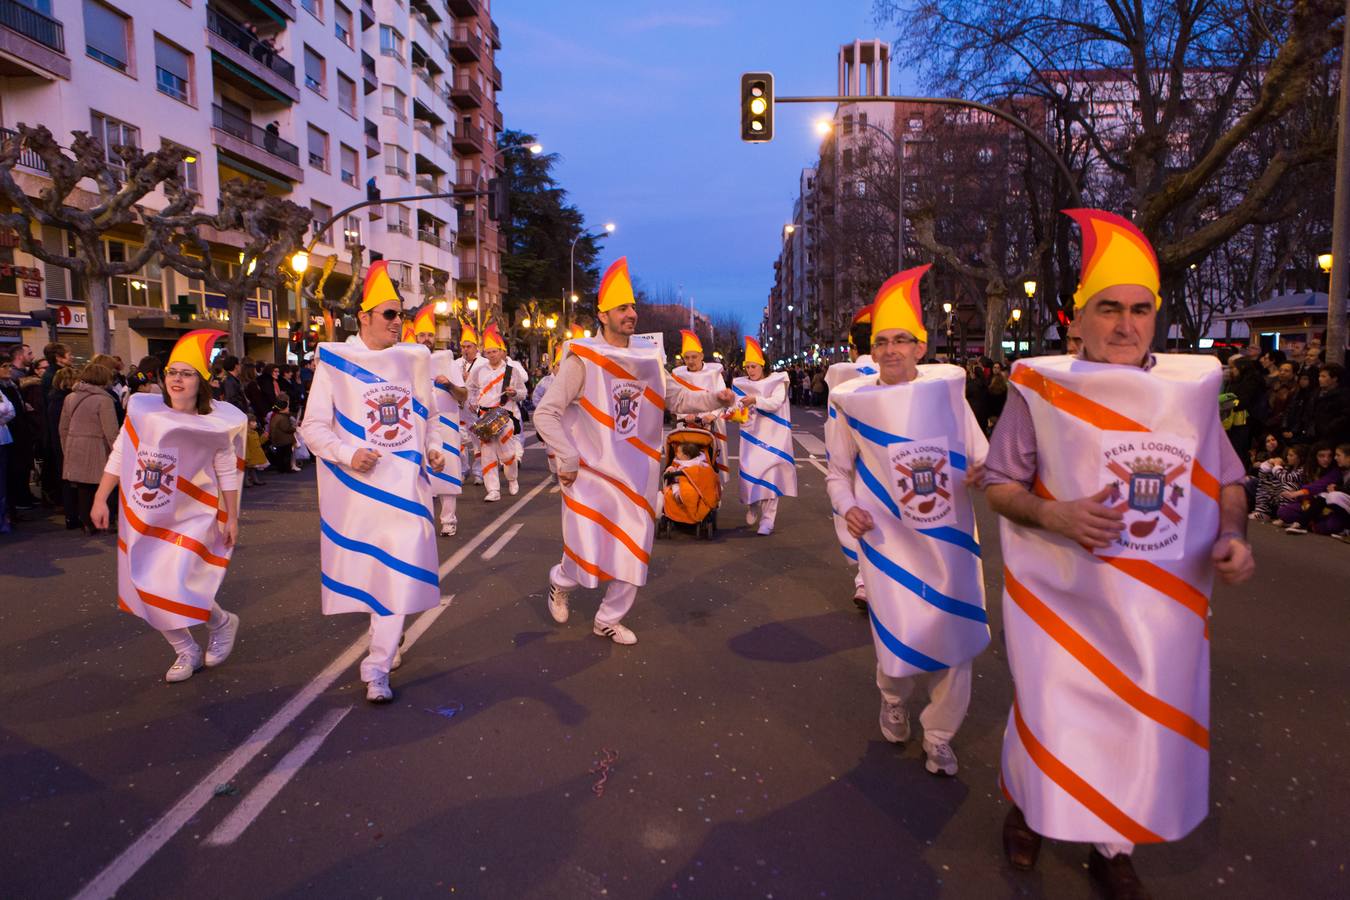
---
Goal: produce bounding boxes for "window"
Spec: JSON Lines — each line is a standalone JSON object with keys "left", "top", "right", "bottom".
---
{"left": 303, "top": 46, "right": 326, "bottom": 94}
{"left": 89, "top": 111, "right": 140, "bottom": 177}
{"left": 162, "top": 140, "right": 200, "bottom": 192}
{"left": 907, "top": 116, "right": 923, "bottom": 132}
{"left": 379, "top": 25, "right": 404, "bottom": 60}
{"left": 337, "top": 72, "right": 357, "bottom": 117}
{"left": 190, "top": 266, "right": 272, "bottom": 324}
{"left": 84, "top": 0, "right": 130, "bottom": 72}
{"left": 311, "top": 201, "right": 333, "bottom": 242}
{"left": 381, "top": 85, "right": 406, "bottom": 121}
{"left": 307, "top": 125, "right": 329, "bottom": 170}
{"left": 335, "top": 2, "right": 353, "bottom": 46}
{"left": 387, "top": 204, "right": 410, "bottom": 235}
{"left": 105, "top": 240, "right": 163, "bottom": 308}
{"left": 388, "top": 260, "right": 414, "bottom": 291}
{"left": 339, "top": 144, "right": 359, "bottom": 187}
{"left": 383, "top": 143, "right": 408, "bottom": 177}
{"left": 301, "top": 0, "right": 322, "bottom": 19}
{"left": 154, "top": 36, "right": 192, "bottom": 103}
{"left": 841, "top": 147, "right": 853, "bottom": 170}
{"left": 343, "top": 214, "right": 363, "bottom": 246}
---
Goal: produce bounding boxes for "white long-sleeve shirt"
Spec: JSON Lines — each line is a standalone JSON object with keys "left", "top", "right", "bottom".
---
{"left": 468, "top": 357, "right": 529, "bottom": 417}
{"left": 104, "top": 416, "right": 241, "bottom": 491}
{"left": 824, "top": 374, "right": 986, "bottom": 516}
{"left": 533, "top": 350, "right": 726, "bottom": 474}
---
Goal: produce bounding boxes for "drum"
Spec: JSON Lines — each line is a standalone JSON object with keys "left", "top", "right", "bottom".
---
{"left": 470, "top": 406, "right": 513, "bottom": 441}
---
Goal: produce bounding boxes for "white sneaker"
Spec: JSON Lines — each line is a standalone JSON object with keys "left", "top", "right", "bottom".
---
{"left": 204, "top": 612, "right": 240, "bottom": 667}
{"left": 547, "top": 582, "right": 570, "bottom": 624}
{"left": 745, "top": 506, "right": 758, "bottom": 526}
{"left": 485, "top": 490, "right": 501, "bottom": 502}
{"left": 593, "top": 620, "right": 638, "bottom": 645}
{"left": 165, "top": 646, "right": 204, "bottom": 683}
{"left": 508, "top": 479, "right": 519, "bottom": 496}
{"left": 440, "top": 523, "right": 457, "bottom": 536}
{"left": 923, "top": 738, "right": 958, "bottom": 776}
{"left": 757, "top": 521, "right": 774, "bottom": 536}
{"left": 853, "top": 585, "right": 868, "bottom": 611}
{"left": 366, "top": 674, "right": 393, "bottom": 704}
{"left": 879, "top": 699, "right": 910, "bottom": 743}
{"left": 1285, "top": 523, "right": 1308, "bottom": 534}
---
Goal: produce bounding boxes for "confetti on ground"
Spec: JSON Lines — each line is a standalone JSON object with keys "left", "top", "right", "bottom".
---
{"left": 590, "top": 749, "right": 619, "bottom": 797}
{"left": 424, "top": 703, "right": 465, "bottom": 720}
{"left": 212, "top": 783, "right": 239, "bottom": 797}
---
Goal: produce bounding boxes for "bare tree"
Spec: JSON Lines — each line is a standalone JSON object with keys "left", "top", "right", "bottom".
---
{"left": 151, "top": 178, "right": 312, "bottom": 356}
{"left": 0, "top": 124, "right": 192, "bottom": 354}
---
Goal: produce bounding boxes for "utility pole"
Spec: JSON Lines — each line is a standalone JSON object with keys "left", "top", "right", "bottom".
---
{"left": 1326, "top": 0, "right": 1350, "bottom": 365}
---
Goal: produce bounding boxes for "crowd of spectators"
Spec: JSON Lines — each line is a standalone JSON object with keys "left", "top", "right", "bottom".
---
{"left": 0, "top": 343, "right": 316, "bottom": 536}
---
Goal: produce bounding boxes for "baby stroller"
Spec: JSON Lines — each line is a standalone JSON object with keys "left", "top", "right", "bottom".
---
{"left": 656, "top": 426, "right": 721, "bottom": 540}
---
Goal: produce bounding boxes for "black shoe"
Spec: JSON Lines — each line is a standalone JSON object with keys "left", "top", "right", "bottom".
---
{"left": 65, "top": 519, "right": 82, "bottom": 530}
{"left": 1088, "top": 849, "right": 1152, "bottom": 900}
{"left": 1002, "top": 806, "right": 1042, "bottom": 871}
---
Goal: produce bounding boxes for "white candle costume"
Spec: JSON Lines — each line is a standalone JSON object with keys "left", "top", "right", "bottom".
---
{"left": 998, "top": 353, "right": 1224, "bottom": 846}
{"left": 733, "top": 370, "right": 798, "bottom": 506}
{"left": 824, "top": 352, "right": 877, "bottom": 566}
{"left": 458, "top": 322, "right": 488, "bottom": 484}
{"left": 670, "top": 330, "right": 729, "bottom": 482}
{"left": 113, "top": 388, "right": 246, "bottom": 629}
{"left": 428, "top": 348, "right": 465, "bottom": 496}
{"left": 467, "top": 327, "right": 529, "bottom": 496}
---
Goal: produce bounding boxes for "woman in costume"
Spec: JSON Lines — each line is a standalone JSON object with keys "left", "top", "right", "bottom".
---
{"left": 733, "top": 337, "right": 797, "bottom": 535}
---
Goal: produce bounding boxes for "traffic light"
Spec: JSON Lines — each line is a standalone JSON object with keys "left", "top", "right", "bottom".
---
{"left": 487, "top": 176, "right": 509, "bottom": 221}
{"left": 740, "top": 72, "right": 774, "bottom": 142}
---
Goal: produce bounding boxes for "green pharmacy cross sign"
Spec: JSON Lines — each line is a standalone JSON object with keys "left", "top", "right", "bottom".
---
{"left": 169, "top": 294, "right": 198, "bottom": 323}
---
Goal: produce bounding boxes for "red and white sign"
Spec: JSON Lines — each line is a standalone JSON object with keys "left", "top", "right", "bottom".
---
{"left": 55, "top": 304, "right": 87, "bottom": 330}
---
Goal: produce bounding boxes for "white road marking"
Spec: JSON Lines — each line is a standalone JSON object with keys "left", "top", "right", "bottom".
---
{"left": 794, "top": 433, "right": 828, "bottom": 456}
{"left": 73, "top": 477, "right": 551, "bottom": 900}
{"left": 807, "top": 458, "right": 829, "bottom": 476}
{"left": 481, "top": 522, "right": 523, "bottom": 560}
{"left": 202, "top": 706, "right": 353, "bottom": 847}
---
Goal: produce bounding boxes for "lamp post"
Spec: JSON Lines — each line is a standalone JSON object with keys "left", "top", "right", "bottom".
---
{"left": 784, "top": 221, "right": 828, "bottom": 355}
{"left": 568, "top": 221, "right": 616, "bottom": 329}
{"left": 942, "top": 301, "right": 955, "bottom": 363}
{"left": 274, "top": 249, "right": 309, "bottom": 364}
{"left": 1021, "top": 279, "right": 1036, "bottom": 356}
{"left": 470, "top": 141, "right": 542, "bottom": 329}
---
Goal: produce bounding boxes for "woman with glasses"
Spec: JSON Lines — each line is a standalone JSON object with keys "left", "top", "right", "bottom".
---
{"left": 90, "top": 330, "right": 248, "bottom": 683}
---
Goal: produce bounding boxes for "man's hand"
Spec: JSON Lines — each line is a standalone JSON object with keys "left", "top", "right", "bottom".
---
{"left": 1039, "top": 486, "right": 1124, "bottom": 549}
{"left": 1212, "top": 534, "right": 1255, "bottom": 584}
{"left": 503, "top": 387, "right": 517, "bottom": 399}
{"left": 715, "top": 388, "right": 735, "bottom": 407}
{"left": 964, "top": 461, "right": 986, "bottom": 490}
{"left": 427, "top": 448, "right": 444, "bottom": 472}
{"left": 844, "top": 506, "right": 874, "bottom": 539}
{"left": 559, "top": 468, "right": 578, "bottom": 487}
{"left": 351, "top": 448, "right": 381, "bottom": 473}
{"left": 221, "top": 516, "right": 239, "bottom": 550}
{"left": 434, "top": 375, "right": 451, "bottom": 387}
{"left": 739, "top": 394, "right": 758, "bottom": 408}
{"left": 90, "top": 502, "right": 110, "bottom": 530}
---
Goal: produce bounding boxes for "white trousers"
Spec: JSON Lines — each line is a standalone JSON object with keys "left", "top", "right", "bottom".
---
{"left": 853, "top": 564, "right": 865, "bottom": 595}
{"left": 463, "top": 429, "right": 482, "bottom": 480}
{"left": 481, "top": 434, "right": 519, "bottom": 494}
{"left": 549, "top": 562, "right": 638, "bottom": 626}
{"left": 1096, "top": 841, "right": 1134, "bottom": 857}
{"left": 437, "top": 494, "right": 457, "bottom": 527}
{"left": 876, "top": 658, "right": 972, "bottom": 744}
{"left": 755, "top": 498, "right": 779, "bottom": 531}
{"left": 362, "top": 612, "right": 406, "bottom": 682}
{"left": 162, "top": 601, "right": 230, "bottom": 654}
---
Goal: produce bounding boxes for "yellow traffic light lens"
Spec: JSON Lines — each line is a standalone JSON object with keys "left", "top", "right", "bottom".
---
{"left": 750, "top": 98, "right": 767, "bottom": 115}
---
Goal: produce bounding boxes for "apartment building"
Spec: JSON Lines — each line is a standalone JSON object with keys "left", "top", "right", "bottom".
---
{"left": 0, "top": 0, "right": 506, "bottom": 360}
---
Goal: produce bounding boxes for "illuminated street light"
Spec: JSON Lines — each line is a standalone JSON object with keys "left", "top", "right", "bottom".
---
{"left": 434, "top": 300, "right": 448, "bottom": 315}
{"left": 583, "top": 329, "right": 591, "bottom": 337}
{"left": 942, "top": 302, "right": 953, "bottom": 314}
{"left": 522, "top": 317, "right": 531, "bottom": 328}
{"left": 604, "top": 223, "right": 616, "bottom": 233}
{"left": 290, "top": 250, "right": 310, "bottom": 274}
{"left": 546, "top": 315, "right": 558, "bottom": 329}
{"left": 467, "top": 297, "right": 479, "bottom": 312}
{"left": 1011, "top": 308, "right": 1023, "bottom": 322}
{"left": 815, "top": 117, "right": 833, "bottom": 136}
{"left": 1023, "top": 280, "right": 1036, "bottom": 299}
{"left": 1319, "top": 253, "right": 1333, "bottom": 273}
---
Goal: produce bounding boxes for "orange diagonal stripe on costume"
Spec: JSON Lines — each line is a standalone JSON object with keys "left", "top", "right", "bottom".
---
{"left": 671, "top": 373, "right": 704, "bottom": 392}
{"left": 135, "top": 585, "right": 211, "bottom": 621}
{"left": 563, "top": 494, "right": 651, "bottom": 565}
{"left": 120, "top": 495, "right": 228, "bottom": 568}
{"left": 1015, "top": 369, "right": 1221, "bottom": 497}
{"left": 1012, "top": 698, "right": 1165, "bottom": 844}
{"left": 479, "top": 370, "right": 505, "bottom": 398}
{"left": 177, "top": 478, "right": 228, "bottom": 523}
{"left": 117, "top": 596, "right": 133, "bottom": 614}
{"left": 1005, "top": 567, "right": 1209, "bottom": 749}
{"left": 626, "top": 437, "right": 662, "bottom": 461}
{"left": 578, "top": 397, "right": 662, "bottom": 460}
{"left": 571, "top": 344, "right": 666, "bottom": 410}
{"left": 581, "top": 460, "right": 656, "bottom": 520}
{"left": 563, "top": 543, "right": 614, "bottom": 581}
{"left": 124, "top": 418, "right": 140, "bottom": 449}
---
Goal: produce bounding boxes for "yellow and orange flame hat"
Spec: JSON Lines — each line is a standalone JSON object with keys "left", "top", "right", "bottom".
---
{"left": 680, "top": 329, "right": 704, "bottom": 355}
{"left": 411, "top": 304, "right": 436, "bottom": 336}
{"left": 400, "top": 320, "right": 416, "bottom": 343}
{"left": 459, "top": 320, "right": 479, "bottom": 346}
{"left": 1064, "top": 208, "right": 1161, "bottom": 309}
{"left": 597, "top": 257, "right": 636, "bottom": 313}
{"left": 361, "top": 260, "right": 402, "bottom": 313}
{"left": 167, "top": 329, "right": 226, "bottom": 379}
{"left": 871, "top": 265, "right": 931, "bottom": 342}
{"left": 851, "top": 303, "right": 874, "bottom": 326}
{"left": 743, "top": 336, "right": 766, "bottom": 367}
{"left": 552, "top": 343, "right": 564, "bottom": 367}
{"left": 482, "top": 324, "right": 506, "bottom": 352}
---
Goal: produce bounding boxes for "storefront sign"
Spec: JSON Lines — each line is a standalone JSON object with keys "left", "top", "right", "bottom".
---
{"left": 0, "top": 313, "right": 34, "bottom": 329}
{"left": 54, "top": 304, "right": 87, "bottom": 330}
{"left": 202, "top": 293, "right": 272, "bottom": 321}
{"left": 22, "top": 281, "right": 41, "bottom": 298}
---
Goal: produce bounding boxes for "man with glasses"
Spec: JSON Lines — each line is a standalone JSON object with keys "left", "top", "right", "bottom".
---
{"left": 825, "top": 266, "right": 989, "bottom": 780}
{"left": 458, "top": 323, "right": 488, "bottom": 486}
{"left": 300, "top": 262, "right": 446, "bottom": 704}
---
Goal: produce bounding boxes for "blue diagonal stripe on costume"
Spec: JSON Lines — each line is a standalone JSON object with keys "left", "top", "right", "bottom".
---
{"left": 845, "top": 413, "right": 968, "bottom": 470}
{"left": 412, "top": 397, "right": 429, "bottom": 419}
{"left": 732, "top": 385, "right": 746, "bottom": 396}
{"left": 392, "top": 449, "right": 425, "bottom": 467}
{"left": 321, "top": 458, "right": 433, "bottom": 522}
{"left": 756, "top": 408, "right": 792, "bottom": 429}
{"left": 828, "top": 406, "right": 838, "bottom": 419}
{"left": 859, "top": 537, "right": 987, "bottom": 623}
{"left": 335, "top": 407, "right": 365, "bottom": 441}
{"left": 439, "top": 415, "right": 461, "bottom": 433}
{"left": 857, "top": 366, "right": 878, "bottom": 375}
{"left": 431, "top": 470, "right": 462, "bottom": 487}
{"left": 321, "top": 572, "right": 394, "bottom": 616}
{"left": 741, "top": 430, "right": 795, "bottom": 465}
{"left": 739, "top": 469, "right": 783, "bottom": 496}
{"left": 320, "top": 347, "right": 384, "bottom": 384}
{"left": 320, "top": 519, "right": 439, "bottom": 586}
{"left": 856, "top": 457, "right": 981, "bottom": 556}
{"left": 842, "top": 545, "right": 859, "bottom": 561}
{"left": 868, "top": 603, "right": 947, "bottom": 672}
{"left": 442, "top": 441, "right": 462, "bottom": 457}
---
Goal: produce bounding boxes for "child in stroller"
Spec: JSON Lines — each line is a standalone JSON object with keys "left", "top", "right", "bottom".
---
{"left": 658, "top": 428, "right": 721, "bottom": 539}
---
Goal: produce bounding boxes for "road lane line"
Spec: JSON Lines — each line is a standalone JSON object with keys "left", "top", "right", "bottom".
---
{"left": 73, "top": 476, "right": 550, "bottom": 900}
{"left": 807, "top": 458, "right": 829, "bottom": 476}
{"left": 481, "top": 522, "right": 523, "bottom": 560}
{"left": 794, "top": 433, "right": 827, "bottom": 456}
{"left": 202, "top": 706, "right": 353, "bottom": 847}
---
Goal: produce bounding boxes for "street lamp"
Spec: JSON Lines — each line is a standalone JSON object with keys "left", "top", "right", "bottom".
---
{"left": 1319, "top": 253, "right": 1333, "bottom": 274}
{"left": 942, "top": 301, "right": 955, "bottom": 362}
{"left": 568, "top": 222, "right": 616, "bottom": 328}
{"left": 468, "top": 142, "right": 543, "bottom": 326}
{"left": 813, "top": 116, "right": 906, "bottom": 270}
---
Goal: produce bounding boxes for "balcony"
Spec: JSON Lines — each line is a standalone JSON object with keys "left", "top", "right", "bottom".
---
{"left": 0, "top": 127, "right": 48, "bottom": 172}
{"left": 360, "top": 0, "right": 374, "bottom": 30}
{"left": 449, "top": 74, "right": 483, "bottom": 109}
{"left": 458, "top": 260, "right": 478, "bottom": 283}
{"left": 416, "top": 175, "right": 438, "bottom": 193}
{"left": 489, "top": 20, "right": 501, "bottom": 50}
{"left": 206, "top": 9, "right": 299, "bottom": 104}
{"left": 386, "top": 221, "right": 411, "bottom": 236}
{"left": 413, "top": 65, "right": 436, "bottom": 94}
{"left": 0, "top": 0, "right": 69, "bottom": 80}
{"left": 418, "top": 229, "right": 452, "bottom": 252}
{"left": 489, "top": 63, "right": 501, "bottom": 89}
{"left": 361, "top": 50, "right": 377, "bottom": 94}
{"left": 451, "top": 121, "right": 486, "bottom": 155}
{"left": 364, "top": 117, "right": 379, "bottom": 157}
{"left": 455, "top": 168, "right": 479, "bottom": 191}
{"left": 210, "top": 104, "right": 303, "bottom": 182}
{"left": 457, "top": 211, "right": 478, "bottom": 243}
{"left": 448, "top": 24, "right": 480, "bottom": 62}
{"left": 446, "top": 0, "right": 480, "bottom": 17}
{"left": 492, "top": 106, "right": 502, "bottom": 130}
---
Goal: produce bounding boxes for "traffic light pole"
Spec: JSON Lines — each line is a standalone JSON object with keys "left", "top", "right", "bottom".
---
{"left": 774, "top": 95, "right": 1084, "bottom": 208}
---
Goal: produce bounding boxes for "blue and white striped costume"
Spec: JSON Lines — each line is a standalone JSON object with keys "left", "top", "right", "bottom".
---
{"left": 429, "top": 348, "right": 464, "bottom": 498}
{"left": 733, "top": 372, "right": 798, "bottom": 505}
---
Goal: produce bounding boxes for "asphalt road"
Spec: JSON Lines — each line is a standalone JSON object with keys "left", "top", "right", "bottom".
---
{"left": 1, "top": 409, "right": 1347, "bottom": 899}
